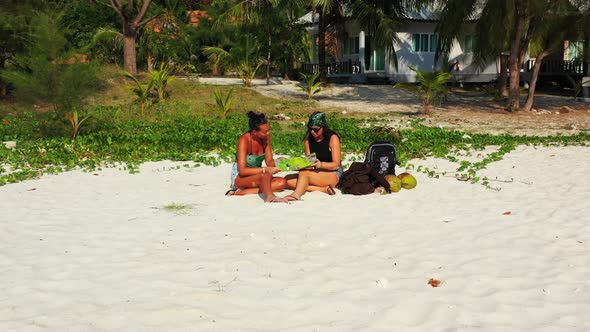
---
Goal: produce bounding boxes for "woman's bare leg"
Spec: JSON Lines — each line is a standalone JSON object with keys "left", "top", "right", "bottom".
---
{"left": 306, "top": 185, "right": 329, "bottom": 193}
{"left": 285, "top": 173, "right": 298, "bottom": 189}
{"left": 260, "top": 172, "right": 275, "bottom": 201}
{"left": 287, "top": 170, "right": 338, "bottom": 199}
{"left": 233, "top": 175, "right": 287, "bottom": 201}
{"left": 232, "top": 188, "right": 260, "bottom": 196}
{"left": 289, "top": 171, "right": 311, "bottom": 199}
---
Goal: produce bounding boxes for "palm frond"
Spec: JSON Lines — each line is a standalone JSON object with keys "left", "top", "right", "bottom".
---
{"left": 433, "top": 0, "right": 479, "bottom": 63}
{"left": 91, "top": 28, "right": 123, "bottom": 46}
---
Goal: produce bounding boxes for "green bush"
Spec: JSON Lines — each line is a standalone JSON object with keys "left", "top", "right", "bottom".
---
{"left": 0, "top": 10, "right": 101, "bottom": 133}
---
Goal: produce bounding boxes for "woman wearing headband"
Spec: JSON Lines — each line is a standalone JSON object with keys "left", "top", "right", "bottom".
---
{"left": 284, "top": 111, "right": 342, "bottom": 201}
{"left": 226, "top": 111, "right": 288, "bottom": 203}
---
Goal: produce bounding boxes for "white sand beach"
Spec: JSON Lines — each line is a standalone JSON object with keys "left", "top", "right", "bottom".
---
{"left": 1, "top": 145, "right": 589, "bottom": 331}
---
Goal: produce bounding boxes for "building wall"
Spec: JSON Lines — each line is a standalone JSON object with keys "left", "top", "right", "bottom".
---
{"left": 339, "top": 21, "right": 501, "bottom": 83}
{"left": 392, "top": 22, "right": 499, "bottom": 83}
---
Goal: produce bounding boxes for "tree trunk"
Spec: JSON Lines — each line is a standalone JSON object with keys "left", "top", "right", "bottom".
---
{"left": 107, "top": 0, "right": 153, "bottom": 76}
{"left": 0, "top": 81, "right": 6, "bottom": 97}
{"left": 318, "top": 11, "right": 327, "bottom": 83}
{"left": 507, "top": 14, "right": 527, "bottom": 112}
{"left": 123, "top": 24, "right": 138, "bottom": 75}
{"left": 424, "top": 102, "right": 430, "bottom": 115}
{"left": 507, "top": 57, "right": 521, "bottom": 111}
{"left": 266, "top": 30, "right": 271, "bottom": 85}
{"left": 523, "top": 50, "right": 553, "bottom": 112}
{"left": 498, "top": 54, "right": 508, "bottom": 97}
{"left": 147, "top": 52, "right": 154, "bottom": 72}
{"left": 0, "top": 58, "right": 7, "bottom": 97}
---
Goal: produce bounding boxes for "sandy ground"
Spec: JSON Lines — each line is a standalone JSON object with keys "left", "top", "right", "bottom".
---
{"left": 199, "top": 77, "right": 590, "bottom": 136}
{"left": 1, "top": 145, "right": 589, "bottom": 331}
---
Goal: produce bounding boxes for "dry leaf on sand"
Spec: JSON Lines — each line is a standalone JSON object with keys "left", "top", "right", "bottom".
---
{"left": 428, "top": 278, "right": 443, "bottom": 287}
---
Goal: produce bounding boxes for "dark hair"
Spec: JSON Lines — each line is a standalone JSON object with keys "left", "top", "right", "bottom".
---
{"left": 247, "top": 111, "right": 268, "bottom": 131}
{"left": 305, "top": 111, "right": 338, "bottom": 141}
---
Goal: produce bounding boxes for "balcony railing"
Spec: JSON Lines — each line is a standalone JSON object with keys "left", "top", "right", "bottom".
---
{"left": 301, "top": 60, "right": 362, "bottom": 75}
{"left": 524, "top": 59, "right": 587, "bottom": 74}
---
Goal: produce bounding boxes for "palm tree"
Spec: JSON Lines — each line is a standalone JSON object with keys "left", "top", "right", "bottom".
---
{"left": 203, "top": 40, "right": 265, "bottom": 87}
{"left": 220, "top": 0, "right": 307, "bottom": 84}
{"left": 431, "top": 0, "right": 587, "bottom": 112}
{"left": 522, "top": 2, "right": 582, "bottom": 111}
{"left": 434, "top": 0, "right": 510, "bottom": 97}
{"left": 311, "top": 0, "right": 430, "bottom": 82}
{"left": 310, "top": 0, "right": 345, "bottom": 82}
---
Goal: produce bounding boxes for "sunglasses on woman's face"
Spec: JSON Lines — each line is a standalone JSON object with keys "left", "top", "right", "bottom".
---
{"left": 310, "top": 127, "right": 322, "bottom": 133}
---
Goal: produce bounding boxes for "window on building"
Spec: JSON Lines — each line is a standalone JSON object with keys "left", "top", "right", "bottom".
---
{"left": 412, "top": 33, "right": 437, "bottom": 53}
{"left": 464, "top": 35, "right": 476, "bottom": 53}
{"left": 565, "top": 40, "right": 583, "bottom": 61}
{"left": 430, "top": 35, "right": 438, "bottom": 53}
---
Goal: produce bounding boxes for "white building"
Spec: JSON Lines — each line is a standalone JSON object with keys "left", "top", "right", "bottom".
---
{"left": 300, "top": 9, "right": 587, "bottom": 85}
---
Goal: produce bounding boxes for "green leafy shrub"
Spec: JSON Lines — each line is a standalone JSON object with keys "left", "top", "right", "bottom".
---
{"left": 65, "top": 110, "right": 92, "bottom": 139}
{"left": 122, "top": 71, "right": 153, "bottom": 114}
{"left": 394, "top": 66, "right": 452, "bottom": 115}
{"left": 210, "top": 87, "right": 234, "bottom": 119}
{"left": 150, "top": 61, "right": 175, "bottom": 102}
{"left": 296, "top": 72, "right": 322, "bottom": 102}
{"left": 0, "top": 11, "right": 101, "bottom": 125}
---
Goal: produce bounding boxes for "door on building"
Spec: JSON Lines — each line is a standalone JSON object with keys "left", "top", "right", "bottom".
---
{"left": 364, "top": 37, "right": 385, "bottom": 72}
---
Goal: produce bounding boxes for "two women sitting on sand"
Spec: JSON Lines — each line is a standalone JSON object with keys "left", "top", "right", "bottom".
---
{"left": 226, "top": 111, "right": 342, "bottom": 203}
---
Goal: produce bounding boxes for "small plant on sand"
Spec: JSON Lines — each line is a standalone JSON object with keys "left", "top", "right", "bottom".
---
{"left": 394, "top": 66, "right": 452, "bottom": 115}
{"left": 209, "top": 87, "right": 234, "bottom": 119}
{"left": 122, "top": 71, "right": 153, "bottom": 114}
{"left": 161, "top": 203, "right": 193, "bottom": 215}
{"left": 296, "top": 72, "right": 322, "bottom": 102}
{"left": 65, "top": 110, "right": 92, "bottom": 139}
{"left": 565, "top": 74, "right": 582, "bottom": 99}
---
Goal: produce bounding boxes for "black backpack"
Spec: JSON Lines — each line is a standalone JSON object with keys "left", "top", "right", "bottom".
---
{"left": 365, "top": 140, "right": 400, "bottom": 176}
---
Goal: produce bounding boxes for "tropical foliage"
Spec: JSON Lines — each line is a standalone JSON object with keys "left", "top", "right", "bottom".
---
{"left": 210, "top": 87, "right": 235, "bottom": 119}
{"left": 394, "top": 66, "right": 452, "bottom": 115}
{"left": 0, "top": 0, "right": 588, "bottom": 149}
{"left": 122, "top": 71, "right": 154, "bottom": 114}
{"left": 65, "top": 110, "right": 93, "bottom": 139}
{"left": 431, "top": 0, "right": 589, "bottom": 112}
{"left": 0, "top": 11, "right": 101, "bottom": 119}
{"left": 1, "top": 84, "right": 588, "bottom": 186}
{"left": 203, "top": 43, "right": 265, "bottom": 87}
{"left": 296, "top": 72, "right": 322, "bottom": 102}
{"left": 150, "top": 61, "right": 175, "bottom": 102}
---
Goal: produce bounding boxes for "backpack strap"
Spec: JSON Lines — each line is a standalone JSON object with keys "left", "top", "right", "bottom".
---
{"left": 367, "top": 164, "right": 391, "bottom": 193}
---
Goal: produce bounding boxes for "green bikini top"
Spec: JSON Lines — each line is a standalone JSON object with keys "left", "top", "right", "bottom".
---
{"left": 246, "top": 154, "right": 266, "bottom": 167}
{"left": 244, "top": 132, "right": 266, "bottom": 167}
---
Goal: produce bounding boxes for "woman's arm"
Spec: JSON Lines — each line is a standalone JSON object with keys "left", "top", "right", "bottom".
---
{"left": 265, "top": 136, "right": 276, "bottom": 167}
{"left": 318, "top": 135, "right": 341, "bottom": 171}
{"left": 304, "top": 140, "right": 311, "bottom": 156}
